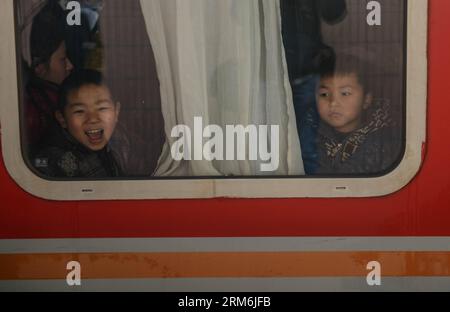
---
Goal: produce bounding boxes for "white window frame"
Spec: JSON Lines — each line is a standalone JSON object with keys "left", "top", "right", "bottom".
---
{"left": 0, "top": 0, "right": 427, "bottom": 200}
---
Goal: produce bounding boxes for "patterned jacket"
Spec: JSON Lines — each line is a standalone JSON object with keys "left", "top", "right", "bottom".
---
{"left": 316, "top": 99, "right": 401, "bottom": 175}
{"left": 33, "top": 130, "right": 122, "bottom": 179}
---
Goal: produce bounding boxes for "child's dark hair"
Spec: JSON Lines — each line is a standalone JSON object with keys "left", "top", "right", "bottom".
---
{"left": 30, "top": 1, "right": 66, "bottom": 70}
{"left": 319, "top": 52, "right": 370, "bottom": 92}
{"left": 58, "top": 69, "right": 107, "bottom": 111}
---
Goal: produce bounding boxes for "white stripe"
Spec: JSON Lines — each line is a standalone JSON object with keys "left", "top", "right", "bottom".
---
{"left": 1, "top": 237, "right": 450, "bottom": 253}
{"left": 1, "top": 277, "right": 450, "bottom": 292}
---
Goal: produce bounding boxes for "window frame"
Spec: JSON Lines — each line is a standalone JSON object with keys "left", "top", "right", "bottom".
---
{"left": 0, "top": 0, "right": 427, "bottom": 200}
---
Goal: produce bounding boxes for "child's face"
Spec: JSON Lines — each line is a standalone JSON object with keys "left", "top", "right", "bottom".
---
{"left": 37, "top": 42, "right": 74, "bottom": 85}
{"left": 57, "top": 84, "right": 120, "bottom": 151}
{"left": 316, "top": 73, "right": 372, "bottom": 133}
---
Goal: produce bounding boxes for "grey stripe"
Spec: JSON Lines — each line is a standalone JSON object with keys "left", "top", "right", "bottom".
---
{"left": 1, "top": 277, "right": 450, "bottom": 292}
{"left": 1, "top": 237, "right": 450, "bottom": 253}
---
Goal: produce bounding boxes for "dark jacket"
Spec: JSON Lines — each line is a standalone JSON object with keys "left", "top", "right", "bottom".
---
{"left": 316, "top": 99, "right": 401, "bottom": 175}
{"left": 34, "top": 130, "right": 122, "bottom": 178}
{"left": 23, "top": 76, "right": 61, "bottom": 156}
{"left": 280, "top": 0, "right": 347, "bottom": 79}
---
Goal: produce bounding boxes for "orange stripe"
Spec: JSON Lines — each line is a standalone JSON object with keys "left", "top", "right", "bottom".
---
{"left": 0, "top": 252, "right": 449, "bottom": 280}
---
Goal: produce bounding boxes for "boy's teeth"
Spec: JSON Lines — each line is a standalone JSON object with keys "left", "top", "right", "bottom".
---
{"left": 86, "top": 129, "right": 102, "bottom": 134}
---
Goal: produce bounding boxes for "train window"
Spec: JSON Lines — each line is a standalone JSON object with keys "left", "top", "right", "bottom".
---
{"left": 0, "top": 0, "right": 427, "bottom": 200}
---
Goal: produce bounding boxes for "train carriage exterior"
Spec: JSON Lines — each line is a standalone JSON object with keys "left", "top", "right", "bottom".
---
{"left": 0, "top": 0, "right": 449, "bottom": 292}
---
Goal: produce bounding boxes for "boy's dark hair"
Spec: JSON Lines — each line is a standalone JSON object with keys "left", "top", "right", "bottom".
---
{"left": 58, "top": 69, "right": 107, "bottom": 111}
{"left": 30, "top": 0, "right": 66, "bottom": 70}
{"left": 319, "top": 52, "right": 371, "bottom": 92}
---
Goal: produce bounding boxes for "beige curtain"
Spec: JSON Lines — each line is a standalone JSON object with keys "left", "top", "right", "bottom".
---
{"left": 140, "top": 0, "right": 304, "bottom": 176}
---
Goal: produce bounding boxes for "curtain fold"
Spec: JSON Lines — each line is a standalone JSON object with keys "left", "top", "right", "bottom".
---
{"left": 140, "top": 0, "right": 304, "bottom": 176}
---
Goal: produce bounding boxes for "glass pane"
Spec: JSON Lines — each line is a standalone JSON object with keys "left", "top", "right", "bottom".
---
{"left": 16, "top": 0, "right": 405, "bottom": 179}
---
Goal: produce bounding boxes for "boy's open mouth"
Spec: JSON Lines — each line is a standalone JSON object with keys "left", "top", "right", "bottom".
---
{"left": 329, "top": 112, "right": 343, "bottom": 119}
{"left": 85, "top": 129, "right": 104, "bottom": 143}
